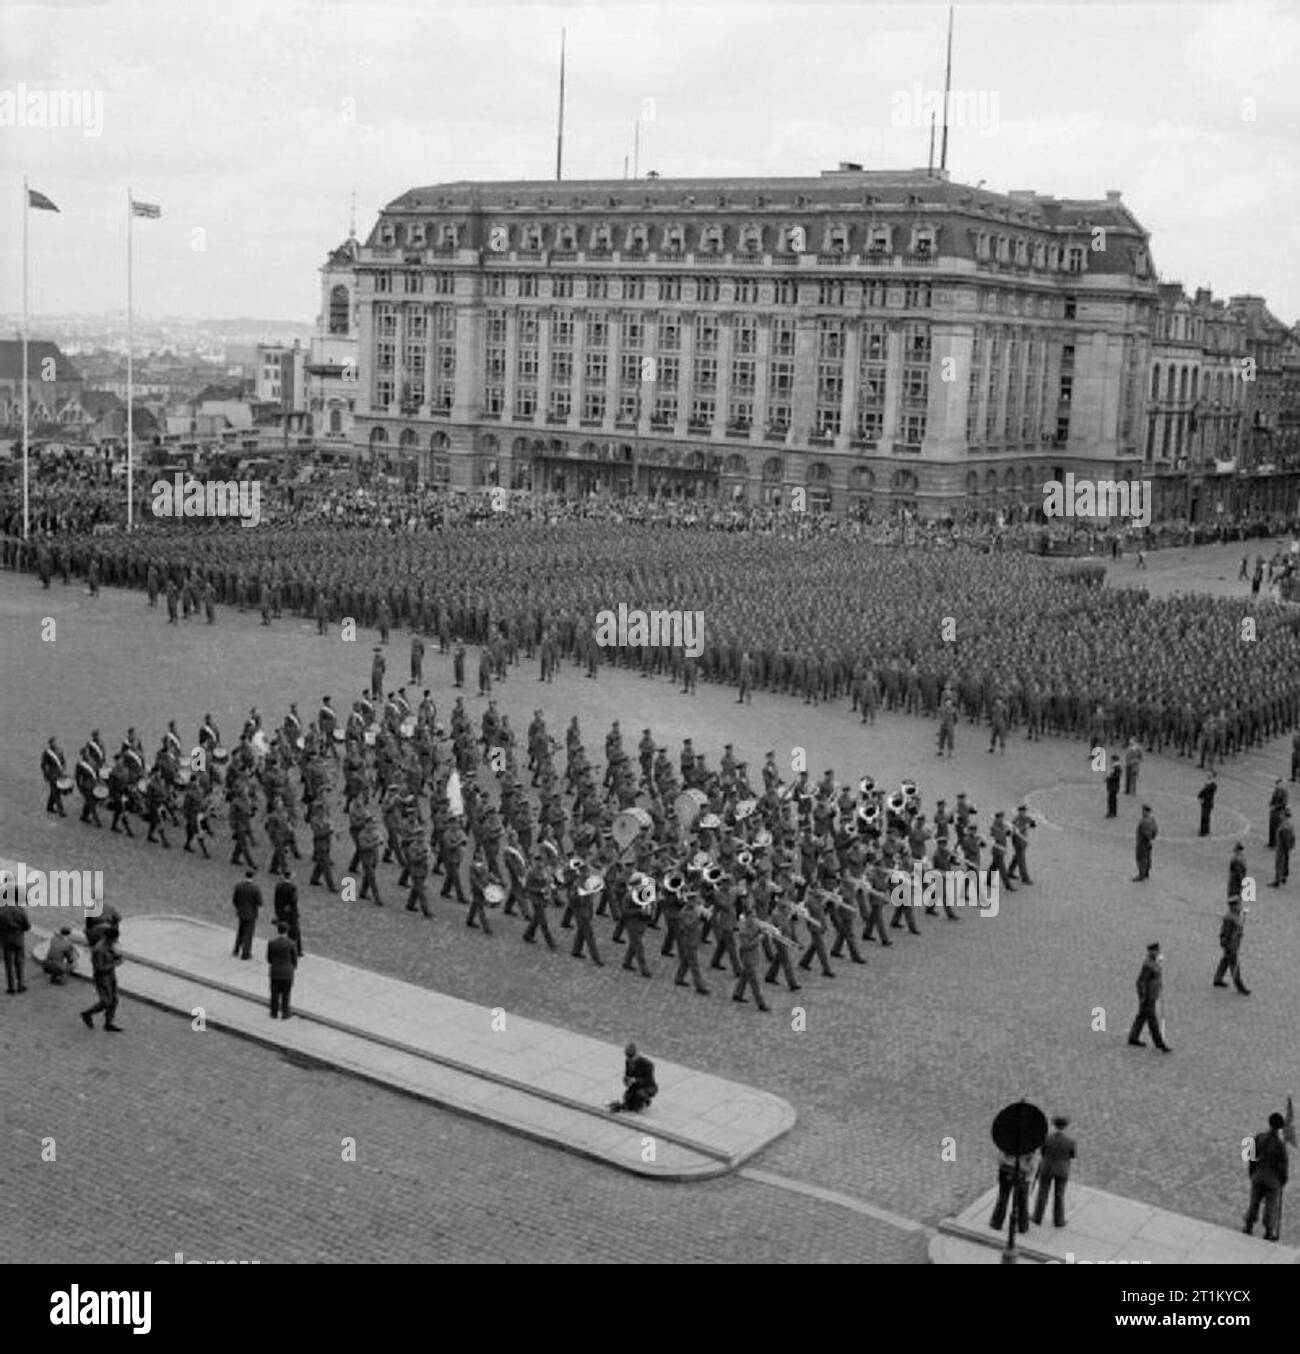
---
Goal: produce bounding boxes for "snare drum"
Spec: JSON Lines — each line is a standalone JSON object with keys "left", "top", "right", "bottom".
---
{"left": 92, "top": 784, "right": 110, "bottom": 801}
{"left": 212, "top": 745, "right": 230, "bottom": 763}
{"left": 56, "top": 776, "right": 73, "bottom": 794}
{"left": 483, "top": 883, "right": 507, "bottom": 907}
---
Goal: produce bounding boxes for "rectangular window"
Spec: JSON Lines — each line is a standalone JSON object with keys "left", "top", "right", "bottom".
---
{"left": 582, "top": 388, "right": 606, "bottom": 421}
{"left": 586, "top": 275, "right": 610, "bottom": 299}
{"left": 431, "top": 272, "right": 453, "bottom": 296}
{"left": 376, "top": 378, "right": 393, "bottom": 407}
{"left": 900, "top": 413, "right": 926, "bottom": 444}
{"left": 376, "top": 306, "right": 397, "bottom": 338}
{"left": 617, "top": 390, "right": 639, "bottom": 423}
{"left": 433, "top": 306, "right": 455, "bottom": 339}
{"left": 514, "top": 386, "right": 537, "bottom": 418}
{"left": 817, "top": 407, "right": 841, "bottom": 436}
{"left": 659, "top": 314, "right": 681, "bottom": 349}
{"left": 728, "top": 399, "right": 754, "bottom": 429}
{"left": 772, "top": 318, "right": 796, "bottom": 357}
{"left": 657, "top": 356, "right": 679, "bottom": 390}
{"left": 775, "top": 280, "right": 797, "bottom": 305}
{"left": 550, "top": 350, "right": 573, "bottom": 383}
{"left": 621, "top": 313, "right": 644, "bottom": 349}
{"left": 658, "top": 276, "right": 682, "bottom": 302}
{"left": 486, "top": 347, "right": 507, "bottom": 381}
{"left": 817, "top": 363, "right": 844, "bottom": 403}
{"left": 375, "top": 272, "right": 392, "bottom": 294}
{"left": 731, "top": 359, "right": 756, "bottom": 394}
{"left": 485, "top": 275, "right": 505, "bottom": 297}
{"left": 549, "top": 387, "right": 572, "bottom": 419}
{"left": 552, "top": 310, "right": 574, "bottom": 346}
{"left": 517, "top": 349, "right": 539, "bottom": 381}
{"left": 696, "top": 277, "right": 721, "bottom": 303}
{"left": 485, "top": 386, "right": 504, "bottom": 415}
{"left": 404, "top": 273, "right": 422, "bottom": 294}
{"left": 652, "top": 394, "right": 677, "bottom": 423}
{"left": 552, "top": 276, "right": 574, "bottom": 298}
{"left": 693, "top": 355, "right": 718, "bottom": 391}
{"left": 818, "top": 281, "right": 845, "bottom": 306}
{"left": 623, "top": 276, "right": 646, "bottom": 301}
{"left": 518, "top": 309, "right": 539, "bottom": 345}
{"left": 818, "top": 320, "right": 846, "bottom": 359}
{"left": 768, "top": 402, "right": 790, "bottom": 431}
{"left": 518, "top": 274, "right": 538, "bottom": 297}
{"left": 734, "top": 279, "right": 758, "bottom": 304}
{"left": 769, "top": 361, "right": 794, "bottom": 398}
{"left": 690, "top": 397, "right": 715, "bottom": 426}
{"left": 585, "top": 351, "right": 608, "bottom": 385}
{"left": 486, "top": 308, "right": 507, "bottom": 343}
{"left": 694, "top": 314, "right": 719, "bottom": 352}
{"left": 587, "top": 315, "right": 608, "bottom": 348}
{"left": 620, "top": 353, "right": 642, "bottom": 384}
{"left": 735, "top": 319, "right": 757, "bottom": 354}
{"left": 377, "top": 341, "right": 395, "bottom": 372}
{"left": 904, "top": 282, "right": 931, "bottom": 309}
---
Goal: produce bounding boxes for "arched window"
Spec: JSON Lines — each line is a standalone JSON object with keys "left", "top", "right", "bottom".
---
{"left": 762, "top": 456, "right": 783, "bottom": 482}
{"left": 808, "top": 462, "right": 831, "bottom": 483}
{"left": 329, "top": 409, "right": 342, "bottom": 434}
{"left": 849, "top": 466, "right": 874, "bottom": 490}
{"left": 430, "top": 430, "right": 450, "bottom": 451}
{"left": 966, "top": 470, "right": 979, "bottom": 495}
{"left": 328, "top": 285, "right": 349, "bottom": 335}
{"left": 370, "top": 426, "right": 388, "bottom": 444}
{"left": 1150, "top": 364, "right": 1161, "bottom": 400}
{"left": 399, "top": 428, "right": 418, "bottom": 449}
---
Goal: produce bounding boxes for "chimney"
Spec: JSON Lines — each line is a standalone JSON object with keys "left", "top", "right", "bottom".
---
{"left": 1105, "top": 190, "right": 1122, "bottom": 204}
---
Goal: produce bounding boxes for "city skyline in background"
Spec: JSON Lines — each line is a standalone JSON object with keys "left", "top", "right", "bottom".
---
{"left": 2, "top": 0, "right": 1299, "bottom": 326}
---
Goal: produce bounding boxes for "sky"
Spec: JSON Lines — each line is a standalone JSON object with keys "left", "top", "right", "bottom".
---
{"left": 1, "top": 0, "right": 1298, "bottom": 327}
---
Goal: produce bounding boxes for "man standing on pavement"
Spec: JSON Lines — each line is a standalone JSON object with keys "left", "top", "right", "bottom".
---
{"left": 1243, "top": 1111, "right": 1289, "bottom": 1242}
{"left": 1198, "top": 771, "right": 1217, "bottom": 837}
{"left": 0, "top": 897, "right": 32, "bottom": 994}
{"left": 274, "top": 871, "right": 303, "bottom": 956}
{"left": 267, "top": 920, "right": 297, "bottom": 1019}
{"left": 1032, "top": 1115, "right": 1077, "bottom": 1228}
{"left": 1213, "top": 897, "right": 1250, "bottom": 995}
{"left": 1133, "top": 804, "right": 1158, "bottom": 882}
{"left": 232, "top": 869, "right": 262, "bottom": 960}
{"left": 81, "top": 930, "right": 124, "bottom": 1032}
{"left": 1267, "top": 780, "right": 1288, "bottom": 848}
{"left": 1123, "top": 737, "right": 1143, "bottom": 796}
{"left": 1127, "top": 941, "right": 1172, "bottom": 1053}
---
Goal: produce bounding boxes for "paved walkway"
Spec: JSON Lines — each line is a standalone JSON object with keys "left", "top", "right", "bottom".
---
{"left": 932, "top": 1184, "right": 1300, "bottom": 1264}
{"left": 30, "top": 914, "right": 794, "bottom": 1180}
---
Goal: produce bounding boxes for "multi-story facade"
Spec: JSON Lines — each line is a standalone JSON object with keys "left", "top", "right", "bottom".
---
{"left": 1144, "top": 284, "right": 1247, "bottom": 522}
{"left": 254, "top": 341, "right": 306, "bottom": 412}
{"left": 347, "top": 166, "right": 1162, "bottom": 519}
{"left": 306, "top": 235, "right": 361, "bottom": 451}
{"left": 1226, "top": 295, "right": 1295, "bottom": 516}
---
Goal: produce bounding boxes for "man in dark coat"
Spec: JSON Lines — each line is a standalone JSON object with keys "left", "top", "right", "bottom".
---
{"left": 273, "top": 872, "right": 302, "bottom": 956}
{"left": 267, "top": 921, "right": 298, "bottom": 1018}
{"left": 1127, "top": 941, "right": 1172, "bottom": 1052}
{"left": 232, "top": 869, "right": 262, "bottom": 959}
{"left": 1243, "top": 1111, "right": 1290, "bottom": 1241}
{"left": 609, "top": 1043, "right": 657, "bottom": 1113}
{"left": 1033, "top": 1115, "right": 1077, "bottom": 1227}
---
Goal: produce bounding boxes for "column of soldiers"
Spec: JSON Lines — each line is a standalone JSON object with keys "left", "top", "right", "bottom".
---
{"left": 41, "top": 687, "right": 1043, "bottom": 1010}
{"left": 10, "top": 515, "right": 1300, "bottom": 769}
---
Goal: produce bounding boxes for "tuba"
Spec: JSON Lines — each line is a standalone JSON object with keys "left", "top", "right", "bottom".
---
{"left": 735, "top": 849, "right": 753, "bottom": 869}
{"left": 701, "top": 863, "right": 726, "bottom": 888}
{"left": 662, "top": 870, "right": 686, "bottom": 895}
{"left": 886, "top": 789, "right": 907, "bottom": 815}
{"left": 628, "top": 873, "right": 657, "bottom": 912}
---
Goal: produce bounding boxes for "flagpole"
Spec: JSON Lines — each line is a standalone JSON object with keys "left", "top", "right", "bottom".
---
{"left": 22, "top": 175, "right": 29, "bottom": 540}
{"left": 126, "top": 186, "right": 133, "bottom": 531}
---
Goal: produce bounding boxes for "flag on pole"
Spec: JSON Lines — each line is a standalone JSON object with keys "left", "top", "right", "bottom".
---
{"left": 130, "top": 199, "right": 161, "bottom": 218}
{"left": 27, "top": 188, "right": 59, "bottom": 212}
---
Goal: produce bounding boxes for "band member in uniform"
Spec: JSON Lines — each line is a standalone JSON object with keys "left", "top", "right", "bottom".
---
{"left": 620, "top": 874, "right": 653, "bottom": 977}
{"left": 569, "top": 873, "right": 602, "bottom": 965}
{"left": 522, "top": 851, "right": 558, "bottom": 950}
{"left": 762, "top": 894, "right": 802, "bottom": 991}
{"left": 404, "top": 832, "right": 432, "bottom": 917}
{"left": 1008, "top": 806, "right": 1035, "bottom": 884}
{"left": 673, "top": 896, "right": 710, "bottom": 994}
{"left": 41, "top": 736, "right": 68, "bottom": 816}
{"left": 733, "top": 910, "right": 770, "bottom": 1011}
{"left": 75, "top": 751, "right": 103, "bottom": 828}
{"left": 827, "top": 879, "right": 867, "bottom": 964}
{"left": 309, "top": 803, "right": 338, "bottom": 893}
{"left": 1133, "top": 804, "right": 1158, "bottom": 882}
{"left": 797, "top": 888, "right": 835, "bottom": 978}
{"left": 1198, "top": 772, "right": 1217, "bottom": 838}
{"left": 107, "top": 755, "right": 134, "bottom": 836}
{"left": 466, "top": 852, "right": 497, "bottom": 936}
{"left": 1271, "top": 809, "right": 1295, "bottom": 888}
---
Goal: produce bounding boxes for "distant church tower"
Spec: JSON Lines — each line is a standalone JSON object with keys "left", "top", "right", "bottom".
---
{"left": 308, "top": 208, "right": 361, "bottom": 452}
